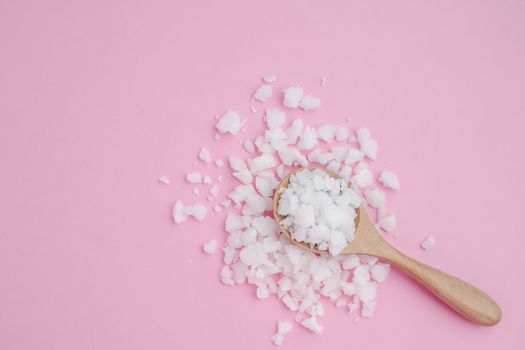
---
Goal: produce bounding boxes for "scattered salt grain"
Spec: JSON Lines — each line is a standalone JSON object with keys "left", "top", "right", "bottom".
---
{"left": 254, "top": 84, "right": 273, "bottom": 102}
{"left": 172, "top": 201, "right": 207, "bottom": 223}
{"left": 214, "top": 133, "right": 221, "bottom": 141}
{"left": 420, "top": 236, "right": 436, "bottom": 250}
{"left": 265, "top": 108, "right": 286, "bottom": 129}
{"left": 299, "top": 95, "right": 321, "bottom": 111}
{"left": 158, "top": 176, "right": 170, "bottom": 185}
{"left": 243, "top": 139, "right": 255, "bottom": 153}
{"left": 300, "top": 316, "right": 323, "bottom": 334}
{"left": 351, "top": 169, "right": 373, "bottom": 188}
{"left": 203, "top": 176, "right": 211, "bottom": 184}
{"left": 216, "top": 175, "right": 224, "bottom": 182}
{"left": 229, "top": 156, "right": 247, "bottom": 172}
{"left": 250, "top": 105, "right": 257, "bottom": 113}
{"left": 378, "top": 171, "right": 400, "bottom": 190}
{"left": 270, "top": 320, "right": 293, "bottom": 346}
{"left": 209, "top": 185, "right": 220, "bottom": 197}
{"left": 283, "top": 87, "right": 304, "bottom": 108}
{"left": 298, "top": 127, "right": 318, "bottom": 150}
{"left": 203, "top": 240, "right": 218, "bottom": 254}
{"left": 216, "top": 111, "right": 242, "bottom": 135}
{"left": 365, "top": 189, "right": 386, "bottom": 209}
{"left": 198, "top": 147, "right": 211, "bottom": 163}
{"left": 317, "top": 124, "right": 336, "bottom": 143}
{"left": 335, "top": 126, "right": 349, "bottom": 142}
{"left": 214, "top": 159, "right": 224, "bottom": 167}
{"left": 378, "top": 213, "right": 396, "bottom": 233}
{"left": 263, "top": 74, "right": 277, "bottom": 83}
{"left": 192, "top": 188, "right": 200, "bottom": 195}
{"left": 213, "top": 205, "right": 222, "bottom": 213}
{"left": 186, "top": 171, "right": 203, "bottom": 184}
{"left": 371, "top": 263, "right": 390, "bottom": 283}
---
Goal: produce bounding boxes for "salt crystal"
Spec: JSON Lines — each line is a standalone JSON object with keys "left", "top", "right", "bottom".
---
{"left": 378, "top": 213, "right": 396, "bottom": 233}
{"left": 172, "top": 201, "right": 187, "bottom": 224}
{"left": 213, "top": 205, "right": 222, "bottom": 213}
{"left": 298, "top": 127, "right": 318, "bottom": 150}
{"left": 371, "top": 263, "right": 390, "bottom": 283}
{"left": 286, "top": 118, "right": 304, "bottom": 144}
{"left": 299, "top": 95, "right": 321, "bottom": 111}
{"left": 186, "top": 171, "right": 203, "bottom": 184}
{"left": 192, "top": 188, "right": 200, "bottom": 195}
{"left": 158, "top": 176, "right": 170, "bottom": 184}
{"left": 283, "top": 87, "right": 304, "bottom": 108}
{"left": 254, "top": 84, "right": 272, "bottom": 102}
{"left": 248, "top": 153, "right": 276, "bottom": 173}
{"left": 214, "top": 133, "right": 221, "bottom": 141}
{"left": 203, "top": 176, "right": 211, "bottom": 184}
{"left": 203, "top": 240, "right": 218, "bottom": 254}
{"left": 185, "top": 203, "right": 208, "bottom": 221}
{"left": 233, "top": 169, "right": 253, "bottom": 184}
{"left": 214, "top": 159, "right": 224, "bottom": 167}
{"left": 318, "top": 125, "right": 336, "bottom": 143}
{"left": 216, "top": 111, "right": 242, "bottom": 135}
{"left": 378, "top": 171, "right": 400, "bottom": 190}
{"left": 243, "top": 139, "right": 255, "bottom": 153}
{"left": 250, "top": 105, "right": 257, "bottom": 113}
{"left": 365, "top": 189, "right": 386, "bottom": 208}
{"left": 351, "top": 169, "right": 373, "bottom": 188}
{"left": 263, "top": 74, "right": 277, "bottom": 83}
{"left": 335, "top": 126, "right": 349, "bottom": 142}
{"left": 300, "top": 316, "right": 323, "bottom": 334}
{"left": 209, "top": 185, "right": 220, "bottom": 197}
{"left": 265, "top": 108, "right": 286, "bottom": 129}
{"left": 198, "top": 147, "right": 211, "bottom": 163}
{"left": 420, "top": 235, "right": 436, "bottom": 250}
{"left": 229, "top": 156, "right": 247, "bottom": 171}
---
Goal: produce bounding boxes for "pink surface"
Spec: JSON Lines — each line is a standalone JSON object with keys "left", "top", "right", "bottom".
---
{"left": 1, "top": 0, "right": 524, "bottom": 349}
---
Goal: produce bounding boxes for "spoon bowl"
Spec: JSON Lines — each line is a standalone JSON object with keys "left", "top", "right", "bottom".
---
{"left": 273, "top": 166, "right": 502, "bottom": 326}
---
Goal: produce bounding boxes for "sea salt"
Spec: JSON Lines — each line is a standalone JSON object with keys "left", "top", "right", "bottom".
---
{"left": 158, "top": 176, "right": 170, "bottom": 185}
{"left": 420, "top": 236, "right": 436, "bottom": 250}
{"left": 283, "top": 87, "right": 304, "bottom": 108}
{"left": 277, "top": 168, "right": 358, "bottom": 256}
{"left": 378, "top": 171, "right": 400, "bottom": 190}
{"left": 203, "top": 240, "right": 218, "bottom": 254}
{"left": 254, "top": 84, "right": 272, "bottom": 102}
{"left": 216, "top": 111, "right": 242, "bottom": 135}
{"left": 198, "top": 147, "right": 211, "bottom": 163}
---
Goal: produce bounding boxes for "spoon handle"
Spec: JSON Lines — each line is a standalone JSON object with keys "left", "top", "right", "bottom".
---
{"left": 380, "top": 245, "right": 501, "bottom": 325}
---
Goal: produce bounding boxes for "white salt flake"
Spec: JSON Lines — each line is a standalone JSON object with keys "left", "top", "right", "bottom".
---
{"left": 243, "top": 139, "right": 255, "bottom": 153}
{"left": 263, "top": 74, "right": 277, "bottom": 83}
{"left": 298, "top": 127, "right": 318, "bottom": 150}
{"left": 229, "top": 156, "right": 247, "bottom": 171}
{"left": 186, "top": 171, "right": 203, "bottom": 184}
{"left": 265, "top": 108, "right": 286, "bottom": 129}
{"left": 198, "top": 147, "right": 211, "bottom": 163}
{"left": 318, "top": 125, "right": 336, "bottom": 143}
{"left": 299, "top": 95, "right": 321, "bottom": 111}
{"left": 378, "top": 171, "right": 400, "bottom": 190}
{"left": 300, "top": 316, "right": 323, "bottom": 334}
{"left": 420, "top": 235, "right": 436, "bottom": 250}
{"left": 158, "top": 176, "right": 170, "bottom": 185}
{"left": 254, "top": 84, "right": 272, "bottom": 102}
{"left": 203, "top": 240, "right": 218, "bottom": 254}
{"left": 216, "top": 111, "right": 242, "bottom": 135}
{"left": 335, "top": 126, "right": 349, "bottom": 142}
{"left": 283, "top": 87, "right": 304, "bottom": 108}
{"left": 378, "top": 213, "right": 396, "bottom": 233}
{"left": 214, "top": 159, "right": 224, "bottom": 167}
{"left": 365, "top": 189, "right": 386, "bottom": 208}
{"left": 371, "top": 263, "right": 390, "bottom": 283}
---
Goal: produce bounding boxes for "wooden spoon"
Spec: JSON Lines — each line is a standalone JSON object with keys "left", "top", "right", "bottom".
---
{"left": 273, "top": 167, "right": 501, "bottom": 326}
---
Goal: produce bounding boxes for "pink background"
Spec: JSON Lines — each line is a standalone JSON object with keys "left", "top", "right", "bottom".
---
{"left": 1, "top": 0, "right": 524, "bottom": 349}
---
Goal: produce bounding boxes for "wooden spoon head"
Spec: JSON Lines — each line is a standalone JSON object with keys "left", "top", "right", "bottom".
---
{"left": 273, "top": 166, "right": 377, "bottom": 255}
